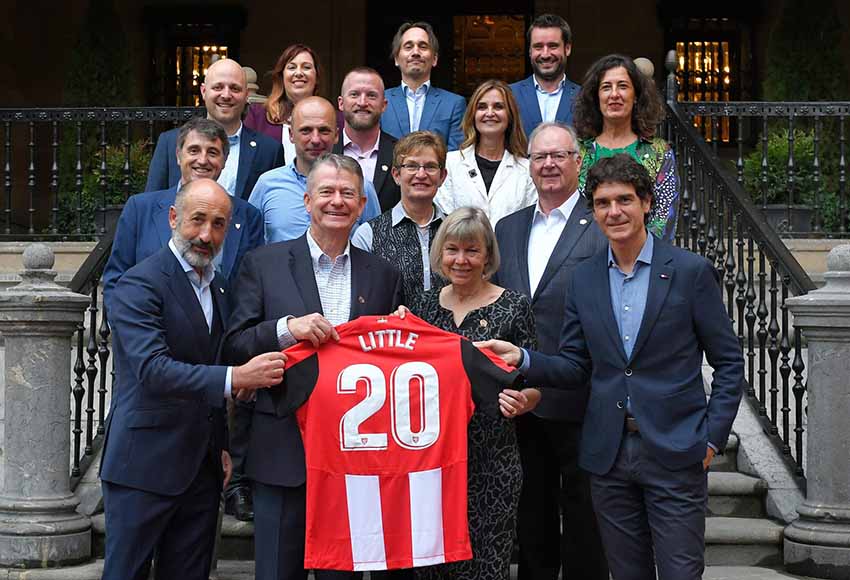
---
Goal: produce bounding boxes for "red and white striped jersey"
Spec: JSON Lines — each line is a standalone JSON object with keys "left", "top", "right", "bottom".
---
{"left": 277, "top": 314, "right": 519, "bottom": 571}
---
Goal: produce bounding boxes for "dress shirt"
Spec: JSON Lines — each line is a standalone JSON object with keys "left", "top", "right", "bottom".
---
{"left": 608, "top": 232, "right": 653, "bottom": 360}
{"left": 534, "top": 75, "right": 566, "bottom": 124}
{"left": 402, "top": 80, "right": 430, "bottom": 132}
{"left": 526, "top": 192, "right": 580, "bottom": 296}
{"left": 342, "top": 131, "right": 380, "bottom": 184}
{"left": 168, "top": 239, "right": 232, "bottom": 398}
{"left": 351, "top": 202, "right": 443, "bottom": 290}
{"left": 281, "top": 124, "right": 295, "bottom": 167}
{"left": 217, "top": 123, "right": 242, "bottom": 196}
{"left": 275, "top": 229, "right": 352, "bottom": 348}
{"left": 248, "top": 161, "right": 381, "bottom": 243}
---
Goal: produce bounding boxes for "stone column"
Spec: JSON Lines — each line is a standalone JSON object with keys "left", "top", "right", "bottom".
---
{"left": 784, "top": 244, "right": 850, "bottom": 578}
{"left": 0, "top": 244, "right": 91, "bottom": 567}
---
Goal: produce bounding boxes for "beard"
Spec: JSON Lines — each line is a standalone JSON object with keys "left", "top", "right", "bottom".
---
{"left": 344, "top": 109, "right": 381, "bottom": 131}
{"left": 172, "top": 227, "right": 218, "bottom": 270}
{"left": 532, "top": 58, "right": 566, "bottom": 82}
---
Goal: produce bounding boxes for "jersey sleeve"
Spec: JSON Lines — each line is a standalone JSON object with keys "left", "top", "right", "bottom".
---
{"left": 460, "top": 339, "right": 522, "bottom": 418}
{"left": 268, "top": 342, "right": 320, "bottom": 418}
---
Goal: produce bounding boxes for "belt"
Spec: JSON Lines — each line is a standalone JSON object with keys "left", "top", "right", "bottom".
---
{"left": 625, "top": 416, "right": 640, "bottom": 433}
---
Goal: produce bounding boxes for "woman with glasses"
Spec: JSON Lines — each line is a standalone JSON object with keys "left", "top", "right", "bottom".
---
{"left": 573, "top": 54, "right": 680, "bottom": 240}
{"left": 244, "top": 44, "right": 320, "bottom": 164}
{"left": 435, "top": 80, "right": 537, "bottom": 228}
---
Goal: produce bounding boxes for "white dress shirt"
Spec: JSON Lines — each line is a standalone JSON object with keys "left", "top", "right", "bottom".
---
{"left": 342, "top": 131, "right": 380, "bottom": 184}
{"left": 402, "top": 80, "right": 430, "bottom": 132}
{"left": 527, "top": 192, "right": 580, "bottom": 296}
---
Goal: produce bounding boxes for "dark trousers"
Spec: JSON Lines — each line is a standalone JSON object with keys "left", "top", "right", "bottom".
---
{"left": 590, "top": 431, "right": 708, "bottom": 580}
{"left": 102, "top": 457, "right": 220, "bottom": 580}
{"left": 516, "top": 415, "right": 608, "bottom": 580}
{"left": 225, "top": 398, "right": 254, "bottom": 498}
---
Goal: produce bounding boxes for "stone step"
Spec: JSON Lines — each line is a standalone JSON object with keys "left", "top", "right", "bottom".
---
{"left": 711, "top": 432, "right": 739, "bottom": 472}
{"left": 708, "top": 471, "right": 767, "bottom": 517}
{"left": 705, "top": 516, "right": 785, "bottom": 567}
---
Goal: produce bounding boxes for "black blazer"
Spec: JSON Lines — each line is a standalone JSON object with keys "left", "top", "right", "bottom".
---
{"left": 222, "top": 234, "right": 403, "bottom": 486}
{"left": 333, "top": 130, "right": 401, "bottom": 212}
{"left": 493, "top": 202, "right": 607, "bottom": 421}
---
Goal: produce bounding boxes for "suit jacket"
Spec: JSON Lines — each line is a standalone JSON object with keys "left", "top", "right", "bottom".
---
{"left": 493, "top": 202, "right": 607, "bottom": 421}
{"left": 100, "top": 246, "right": 230, "bottom": 496}
{"left": 509, "top": 75, "right": 581, "bottom": 139}
{"left": 436, "top": 146, "right": 537, "bottom": 227}
{"left": 333, "top": 130, "right": 401, "bottom": 212}
{"left": 145, "top": 125, "right": 285, "bottom": 200}
{"left": 102, "top": 186, "right": 264, "bottom": 315}
{"left": 525, "top": 240, "right": 744, "bottom": 475}
{"left": 222, "top": 235, "right": 403, "bottom": 487}
{"left": 381, "top": 85, "right": 466, "bottom": 151}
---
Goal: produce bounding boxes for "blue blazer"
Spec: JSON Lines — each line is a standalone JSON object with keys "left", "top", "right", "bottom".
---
{"left": 525, "top": 240, "right": 744, "bottom": 475}
{"left": 222, "top": 235, "right": 403, "bottom": 487}
{"left": 145, "top": 125, "right": 285, "bottom": 200}
{"left": 102, "top": 186, "right": 263, "bottom": 315}
{"left": 509, "top": 75, "right": 581, "bottom": 138}
{"left": 493, "top": 203, "right": 607, "bottom": 421}
{"left": 381, "top": 85, "right": 466, "bottom": 150}
{"left": 100, "top": 246, "right": 230, "bottom": 496}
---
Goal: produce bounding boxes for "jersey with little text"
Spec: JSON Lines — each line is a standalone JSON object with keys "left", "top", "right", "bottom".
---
{"left": 275, "top": 314, "right": 520, "bottom": 571}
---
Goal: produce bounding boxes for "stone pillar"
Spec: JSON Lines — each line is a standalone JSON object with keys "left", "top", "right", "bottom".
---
{"left": 0, "top": 244, "right": 91, "bottom": 567}
{"left": 784, "top": 244, "right": 850, "bottom": 578}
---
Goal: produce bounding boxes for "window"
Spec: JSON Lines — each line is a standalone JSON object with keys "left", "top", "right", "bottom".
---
{"left": 676, "top": 38, "right": 733, "bottom": 141}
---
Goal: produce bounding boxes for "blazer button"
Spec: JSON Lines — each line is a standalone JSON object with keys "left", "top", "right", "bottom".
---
{"left": 624, "top": 368, "right": 633, "bottom": 377}
{"left": 616, "top": 401, "right": 625, "bottom": 409}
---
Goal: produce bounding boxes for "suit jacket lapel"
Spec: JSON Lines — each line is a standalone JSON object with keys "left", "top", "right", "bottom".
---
{"left": 487, "top": 150, "right": 514, "bottom": 197}
{"left": 592, "top": 251, "right": 628, "bottom": 363}
{"left": 532, "top": 204, "right": 593, "bottom": 302}
{"left": 220, "top": 201, "right": 245, "bottom": 277}
{"left": 555, "top": 82, "right": 578, "bottom": 124}
{"left": 389, "top": 88, "right": 411, "bottom": 134}
{"left": 290, "top": 236, "right": 323, "bottom": 316}
{"left": 629, "top": 242, "right": 674, "bottom": 363}
{"left": 348, "top": 249, "right": 372, "bottom": 320}
{"left": 459, "top": 147, "right": 488, "bottom": 203}
{"left": 153, "top": 187, "right": 177, "bottom": 248}
{"left": 516, "top": 208, "right": 534, "bottom": 297}
{"left": 164, "top": 251, "right": 213, "bottom": 353}
{"left": 373, "top": 134, "right": 394, "bottom": 193}
{"left": 235, "top": 129, "right": 258, "bottom": 199}
{"left": 419, "top": 87, "right": 440, "bottom": 133}
{"left": 519, "top": 79, "right": 543, "bottom": 133}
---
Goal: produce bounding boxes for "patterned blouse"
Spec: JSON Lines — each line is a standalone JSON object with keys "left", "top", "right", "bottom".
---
{"left": 577, "top": 136, "right": 680, "bottom": 242}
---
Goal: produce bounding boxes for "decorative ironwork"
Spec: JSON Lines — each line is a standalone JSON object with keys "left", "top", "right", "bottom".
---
{"left": 679, "top": 102, "right": 850, "bottom": 117}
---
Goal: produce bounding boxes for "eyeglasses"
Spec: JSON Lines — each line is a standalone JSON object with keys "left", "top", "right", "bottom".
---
{"left": 529, "top": 150, "right": 578, "bottom": 164}
{"left": 398, "top": 162, "right": 443, "bottom": 175}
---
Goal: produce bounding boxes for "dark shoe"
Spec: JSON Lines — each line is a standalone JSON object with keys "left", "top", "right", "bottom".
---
{"left": 225, "top": 487, "right": 254, "bottom": 521}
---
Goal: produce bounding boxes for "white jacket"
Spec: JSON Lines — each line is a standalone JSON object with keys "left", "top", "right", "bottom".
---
{"left": 436, "top": 146, "right": 537, "bottom": 227}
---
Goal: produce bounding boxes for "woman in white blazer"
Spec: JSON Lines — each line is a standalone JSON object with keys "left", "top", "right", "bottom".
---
{"left": 436, "top": 79, "right": 537, "bottom": 227}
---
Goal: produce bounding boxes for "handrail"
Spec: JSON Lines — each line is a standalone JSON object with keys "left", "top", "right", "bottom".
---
{"left": 0, "top": 106, "right": 205, "bottom": 122}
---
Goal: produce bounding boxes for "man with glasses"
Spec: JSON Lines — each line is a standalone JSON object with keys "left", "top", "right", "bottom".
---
{"left": 351, "top": 131, "right": 447, "bottom": 307}
{"left": 492, "top": 122, "right": 609, "bottom": 580}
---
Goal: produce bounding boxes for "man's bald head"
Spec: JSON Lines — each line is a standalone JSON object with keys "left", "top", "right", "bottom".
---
{"left": 290, "top": 97, "right": 339, "bottom": 172}
{"left": 201, "top": 58, "right": 248, "bottom": 134}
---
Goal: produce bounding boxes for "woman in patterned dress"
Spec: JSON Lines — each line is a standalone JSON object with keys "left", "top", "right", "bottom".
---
{"left": 406, "top": 207, "right": 540, "bottom": 580}
{"left": 573, "top": 54, "right": 680, "bottom": 241}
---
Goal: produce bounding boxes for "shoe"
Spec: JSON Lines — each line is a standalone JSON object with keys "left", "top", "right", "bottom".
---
{"left": 225, "top": 487, "right": 254, "bottom": 521}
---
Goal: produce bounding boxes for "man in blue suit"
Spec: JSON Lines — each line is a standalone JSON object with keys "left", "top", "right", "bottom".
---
{"left": 510, "top": 14, "right": 580, "bottom": 138}
{"left": 100, "top": 178, "right": 286, "bottom": 580}
{"left": 145, "top": 58, "right": 284, "bottom": 200}
{"left": 381, "top": 21, "right": 465, "bottom": 150}
{"left": 481, "top": 154, "right": 744, "bottom": 580}
{"left": 492, "top": 123, "right": 608, "bottom": 580}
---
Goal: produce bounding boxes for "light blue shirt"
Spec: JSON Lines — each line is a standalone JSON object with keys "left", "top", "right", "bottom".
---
{"left": 168, "top": 239, "right": 232, "bottom": 399}
{"left": 402, "top": 80, "right": 430, "bottom": 132}
{"left": 608, "top": 233, "right": 653, "bottom": 361}
{"left": 534, "top": 75, "right": 566, "bottom": 124}
{"left": 248, "top": 161, "right": 381, "bottom": 244}
{"left": 217, "top": 123, "right": 242, "bottom": 196}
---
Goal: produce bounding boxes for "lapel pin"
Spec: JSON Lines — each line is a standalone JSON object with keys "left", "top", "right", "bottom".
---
{"left": 250, "top": 140, "right": 257, "bottom": 148}
{"left": 579, "top": 218, "right": 588, "bottom": 225}
{"left": 660, "top": 273, "right": 669, "bottom": 279}
{"left": 235, "top": 223, "right": 241, "bottom": 229}
{"left": 358, "top": 296, "right": 366, "bottom": 304}
{"left": 468, "top": 169, "right": 477, "bottom": 178}
{"left": 381, "top": 164, "right": 388, "bottom": 172}
{"left": 219, "top": 287, "right": 225, "bottom": 293}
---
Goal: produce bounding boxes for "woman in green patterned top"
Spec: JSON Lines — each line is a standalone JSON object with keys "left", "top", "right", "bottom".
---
{"left": 574, "top": 54, "right": 680, "bottom": 241}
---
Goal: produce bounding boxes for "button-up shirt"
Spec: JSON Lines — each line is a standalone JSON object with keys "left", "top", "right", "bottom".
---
{"left": 248, "top": 161, "right": 382, "bottom": 243}
{"left": 534, "top": 75, "right": 566, "bottom": 124}
{"left": 527, "top": 192, "right": 580, "bottom": 296}
{"left": 168, "top": 238, "right": 232, "bottom": 398}
{"left": 217, "top": 123, "right": 242, "bottom": 196}
{"left": 402, "top": 80, "right": 430, "bottom": 132}
{"left": 351, "top": 202, "right": 444, "bottom": 290}
{"left": 608, "top": 233, "right": 653, "bottom": 360}
{"left": 343, "top": 131, "right": 380, "bottom": 184}
{"left": 275, "top": 229, "right": 353, "bottom": 348}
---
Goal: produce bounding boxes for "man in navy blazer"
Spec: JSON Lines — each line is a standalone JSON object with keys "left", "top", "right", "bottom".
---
{"left": 510, "top": 14, "right": 581, "bottom": 139}
{"left": 145, "top": 58, "right": 284, "bottom": 200}
{"left": 100, "top": 179, "right": 286, "bottom": 580}
{"left": 381, "top": 21, "right": 465, "bottom": 151}
{"left": 492, "top": 123, "right": 608, "bottom": 580}
{"left": 223, "top": 154, "right": 402, "bottom": 580}
{"left": 482, "top": 154, "right": 744, "bottom": 580}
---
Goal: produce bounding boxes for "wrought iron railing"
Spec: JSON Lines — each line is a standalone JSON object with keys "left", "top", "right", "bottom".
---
{"left": 0, "top": 107, "right": 204, "bottom": 240}
{"left": 665, "top": 52, "right": 817, "bottom": 480}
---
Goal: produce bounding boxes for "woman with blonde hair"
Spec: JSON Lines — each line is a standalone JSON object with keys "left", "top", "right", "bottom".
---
{"left": 436, "top": 80, "right": 536, "bottom": 227}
